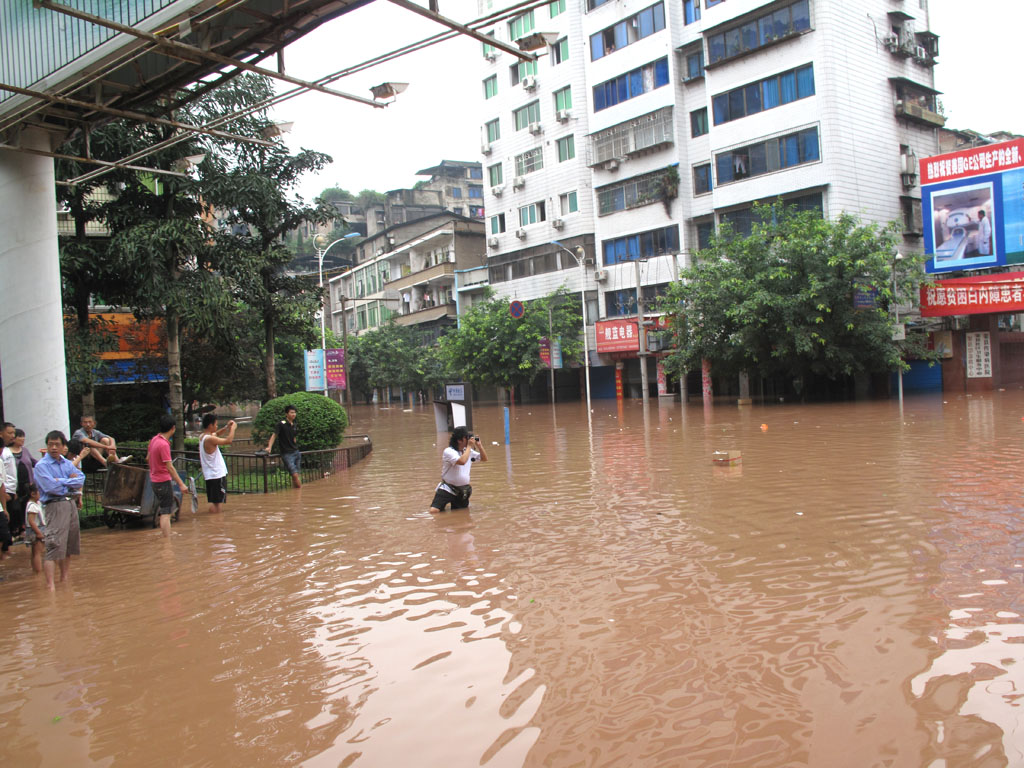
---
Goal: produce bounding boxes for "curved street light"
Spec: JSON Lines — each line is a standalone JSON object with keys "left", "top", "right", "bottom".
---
{"left": 551, "top": 240, "right": 592, "bottom": 415}
{"left": 313, "top": 232, "right": 360, "bottom": 397}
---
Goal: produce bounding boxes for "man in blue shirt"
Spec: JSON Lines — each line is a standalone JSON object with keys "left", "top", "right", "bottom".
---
{"left": 34, "top": 430, "right": 85, "bottom": 591}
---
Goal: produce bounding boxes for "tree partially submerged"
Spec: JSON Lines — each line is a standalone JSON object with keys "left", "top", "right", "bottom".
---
{"left": 660, "top": 204, "right": 933, "bottom": 392}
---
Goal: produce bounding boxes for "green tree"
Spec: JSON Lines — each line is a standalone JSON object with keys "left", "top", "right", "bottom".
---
{"left": 660, "top": 204, "right": 933, "bottom": 391}
{"left": 438, "top": 288, "right": 583, "bottom": 395}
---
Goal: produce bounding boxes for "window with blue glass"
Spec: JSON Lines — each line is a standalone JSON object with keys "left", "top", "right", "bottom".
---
{"left": 590, "top": 2, "right": 665, "bottom": 60}
{"left": 690, "top": 107, "right": 708, "bottom": 137}
{"left": 605, "top": 283, "right": 669, "bottom": 317}
{"left": 684, "top": 0, "right": 700, "bottom": 24}
{"left": 602, "top": 226, "right": 679, "bottom": 265}
{"left": 708, "top": 0, "right": 810, "bottom": 65}
{"left": 593, "top": 58, "right": 670, "bottom": 111}
{"left": 720, "top": 192, "right": 822, "bottom": 238}
{"left": 685, "top": 49, "right": 704, "bottom": 80}
{"left": 468, "top": 185, "right": 483, "bottom": 198}
{"left": 715, "top": 126, "right": 819, "bottom": 185}
{"left": 693, "top": 163, "right": 712, "bottom": 195}
{"left": 712, "top": 64, "right": 814, "bottom": 125}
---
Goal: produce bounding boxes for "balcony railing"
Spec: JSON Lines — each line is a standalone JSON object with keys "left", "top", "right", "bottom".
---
{"left": 387, "top": 261, "right": 455, "bottom": 292}
{"left": 394, "top": 304, "right": 456, "bottom": 325}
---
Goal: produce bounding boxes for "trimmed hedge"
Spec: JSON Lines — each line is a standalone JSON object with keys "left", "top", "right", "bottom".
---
{"left": 252, "top": 392, "right": 347, "bottom": 451}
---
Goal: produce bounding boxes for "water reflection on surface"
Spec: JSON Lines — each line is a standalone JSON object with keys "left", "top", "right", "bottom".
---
{"left": 2, "top": 394, "right": 1024, "bottom": 766}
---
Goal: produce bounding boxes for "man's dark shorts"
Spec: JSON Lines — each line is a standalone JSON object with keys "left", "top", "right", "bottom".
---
{"left": 430, "top": 484, "right": 471, "bottom": 512}
{"left": 205, "top": 476, "right": 228, "bottom": 505}
{"left": 152, "top": 480, "right": 175, "bottom": 516}
{"left": 0, "top": 511, "right": 10, "bottom": 552}
{"left": 281, "top": 450, "right": 301, "bottom": 475}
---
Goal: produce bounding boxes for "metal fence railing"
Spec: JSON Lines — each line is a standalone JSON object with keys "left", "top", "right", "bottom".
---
{"left": 79, "top": 435, "right": 373, "bottom": 525}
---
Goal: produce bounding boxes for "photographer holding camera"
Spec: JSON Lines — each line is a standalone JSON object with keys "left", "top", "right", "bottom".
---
{"left": 429, "top": 426, "right": 488, "bottom": 513}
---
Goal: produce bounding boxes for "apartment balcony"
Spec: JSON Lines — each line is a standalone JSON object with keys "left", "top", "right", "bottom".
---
{"left": 394, "top": 303, "right": 456, "bottom": 326}
{"left": 387, "top": 261, "right": 455, "bottom": 293}
{"left": 895, "top": 99, "right": 945, "bottom": 127}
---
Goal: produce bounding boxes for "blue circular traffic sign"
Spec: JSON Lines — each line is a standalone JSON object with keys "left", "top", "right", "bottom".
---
{"left": 509, "top": 300, "right": 525, "bottom": 318}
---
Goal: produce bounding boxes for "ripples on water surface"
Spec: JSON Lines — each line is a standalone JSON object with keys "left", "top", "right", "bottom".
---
{"left": 2, "top": 395, "right": 1024, "bottom": 767}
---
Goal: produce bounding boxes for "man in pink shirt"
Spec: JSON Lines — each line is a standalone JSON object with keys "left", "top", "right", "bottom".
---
{"left": 148, "top": 414, "right": 188, "bottom": 538}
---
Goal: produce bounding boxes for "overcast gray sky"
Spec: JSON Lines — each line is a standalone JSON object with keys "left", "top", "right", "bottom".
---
{"left": 274, "top": 0, "right": 1023, "bottom": 202}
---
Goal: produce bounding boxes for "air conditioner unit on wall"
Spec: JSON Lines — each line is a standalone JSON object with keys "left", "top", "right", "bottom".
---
{"left": 484, "top": 51, "right": 496, "bottom": 62}
{"left": 603, "top": 158, "right": 619, "bottom": 171}
{"left": 488, "top": 236, "right": 499, "bottom": 247}
{"left": 512, "top": 176, "right": 526, "bottom": 188}
{"left": 594, "top": 269, "right": 608, "bottom": 282}
{"left": 528, "top": 122, "right": 543, "bottom": 135}
{"left": 883, "top": 32, "right": 899, "bottom": 51}
{"left": 522, "top": 75, "right": 537, "bottom": 91}
{"left": 515, "top": 228, "right": 527, "bottom": 239}
{"left": 913, "top": 45, "right": 929, "bottom": 61}
{"left": 556, "top": 109, "right": 571, "bottom": 123}
{"left": 551, "top": 218, "right": 564, "bottom": 229}
{"left": 481, "top": 143, "right": 492, "bottom": 155}
{"left": 491, "top": 184, "right": 504, "bottom": 196}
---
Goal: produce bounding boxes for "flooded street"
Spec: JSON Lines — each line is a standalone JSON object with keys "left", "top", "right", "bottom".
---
{"left": 2, "top": 394, "right": 1024, "bottom": 767}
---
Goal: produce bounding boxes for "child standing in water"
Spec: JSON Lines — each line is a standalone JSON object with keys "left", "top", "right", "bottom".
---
{"left": 24, "top": 484, "right": 44, "bottom": 574}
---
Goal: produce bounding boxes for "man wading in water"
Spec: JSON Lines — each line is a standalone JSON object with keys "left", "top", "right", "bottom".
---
{"left": 429, "top": 426, "right": 487, "bottom": 513}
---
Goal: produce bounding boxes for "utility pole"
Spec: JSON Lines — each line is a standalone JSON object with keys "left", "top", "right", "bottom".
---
{"left": 340, "top": 294, "right": 353, "bottom": 410}
{"left": 635, "top": 259, "right": 649, "bottom": 408}
{"left": 548, "top": 306, "right": 556, "bottom": 405}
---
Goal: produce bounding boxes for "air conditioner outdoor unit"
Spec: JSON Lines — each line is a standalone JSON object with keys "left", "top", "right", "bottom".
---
{"left": 515, "top": 228, "right": 527, "bottom": 239}
{"left": 528, "top": 121, "right": 543, "bottom": 135}
{"left": 593, "top": 269, "right": 608, "bottom": 282}
{"left": 522, "top": 75, "right": 537, "bottom": 90}
{"left": 512, "top": 176, "right": 526, "bottom": 188}
{"left": 900, "top": 151, "right": 918, "bottom": 174}
{"left": 484, "top": 51, "right": 496, "bottom": 62}
{"left": 603, "top": 158, "right": 619, "bottom": 171}
{"left": 913, "top": 45, "right": 929, "bottom": 61}
{"left": 883, "top": 33, "right": 899, "bottom": 50}
{"left": 491, "top": 184, "right": 504, "bottom": 197}
{"left": 556, "top": 109, "right": 571, "bottom": 122}
{"left": 551, "top": 218, "right": 564, "bottom": 229}
{"left": 481, "top": 142, "right": 492, "bottom": 155}
{"left": 487, "top": 236, "right": 499, "bottom": 247}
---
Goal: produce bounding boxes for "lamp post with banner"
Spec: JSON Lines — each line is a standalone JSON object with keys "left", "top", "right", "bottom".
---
{"left": 551, "top": 240, "right": 592, "bottom": 415}
{"left": 313, "top": 232, "right": 359, "bottom": 397}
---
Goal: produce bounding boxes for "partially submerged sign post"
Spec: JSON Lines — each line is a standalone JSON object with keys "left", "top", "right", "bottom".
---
{"left": 434, "top": 382, "right": 473, "bottom": 433}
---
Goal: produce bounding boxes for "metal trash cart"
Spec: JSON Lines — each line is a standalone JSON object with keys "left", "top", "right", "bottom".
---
{"left": 100, "top": 462, "right": 182, "bottom": 529}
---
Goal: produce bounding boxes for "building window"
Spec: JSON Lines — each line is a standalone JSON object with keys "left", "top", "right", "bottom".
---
{"left": 712, "top": 64, "right": 814, "bottom": 125}
{"left": 515, "top": 147, "right": 544, "bottom": 175}
{"left": 715, "top": 126, "right": 819, "bottom": 185}
{"left": 485, "top": 119, "right": 500, "bottom": 143}
{"left": 508, "top": 10, "right": 535, "bottom": 41}
{"left": 589, "top": 2, "right": 666, "bottom": 61}
{"left": 690, "top": 107, "right": 708, "bottom": 137}
{"left": 587, "top": 0, "right": 613, "bottom": 10}
{"left": 605, "top": 283, "right": 669, "bottom": 317}
{"left": 708, "top": 0, "right": 810, "bottom": 65}
{"left": 593, "top": 58, "right": 670, "bottom": 112}
{"left": 596, "top": 168, "right": 672, "bottom": 215}
{"left": 591, "top": 106, "right": 673, "bottom": 164}
{"left": 484, "top": 75, "right": 498, "bottom": 99}
{"left": 685, "top": 49, "right": 705, "bottom": 80}
{"left": 554, "top": 86, "right": 572, "bottom": 112}
{"left": 551, "top": 37, "right": 569, "bottom": 64}
{"left": 556, "top": 135, "right": 576, "bottom": 162}
{"left": 513, "top": 100, "right": 542, "bottom": 130}
{"left": 519, "top": 201, "right": 547, "bottom": 226}
{"left": 602, "top": 225, "right": 679, "bottom": 265}
{"left": 482, "top": 31, "right": 497, "bottom": 58}
{"left": 490, "top": 213, "right": 506, "bottom": 234}
{"left": 550, "top": 0, "right": 565, "bottom": 17}
{"left": 488, "top": 162, "right": 503, "bottom": 186}
{"left": 694, "top": 219, "right": 715, "bottom": 250}
{"left": 719, "top": 192, "right": 822, "bottom": 238}
{"left": 468, "top": 185, "right": 484, "bottom": 198}
{"left": 560, "top": 190, "right": 578, "bottom": 215}
{"left": 684, "top": 0, "right": 700, "bottom": 24}
{"left": 511, "top": 58, "right": 538, "bottom": 86}
{"left": 448, "top": 186, "right": 462, "bottom": 198}
{"left": 693, "top": 163, "right": 712, "bottom": 195}
{"left": 469, "top": 166, "right": 483, "bottom": 179}
{"left": 469, "top": 206, "right": 485, "bottom": 218}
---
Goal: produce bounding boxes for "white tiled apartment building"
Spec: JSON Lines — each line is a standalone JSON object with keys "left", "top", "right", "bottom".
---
{"left": 480, "top": 0, "right": 940, "bottom": 398}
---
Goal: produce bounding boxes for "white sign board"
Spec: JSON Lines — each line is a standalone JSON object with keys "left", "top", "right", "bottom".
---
{"left": 445, "top": 384, "right": 465, "bottom": 401}
{"left": 966, "top": 331, "right": 992, "bottom": 378}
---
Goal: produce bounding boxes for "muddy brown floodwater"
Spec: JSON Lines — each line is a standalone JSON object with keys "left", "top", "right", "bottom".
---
{"left": 2, "top": 395, "right": 1024, "bottom": 767}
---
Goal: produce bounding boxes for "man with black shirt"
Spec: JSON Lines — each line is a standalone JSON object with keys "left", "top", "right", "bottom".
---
{"left": 265, "top": 404, "right": 301, "bottom": 488}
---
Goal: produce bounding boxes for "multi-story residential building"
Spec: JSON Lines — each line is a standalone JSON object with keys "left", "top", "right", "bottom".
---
{"left": 480, "top": 0, "right": 942, "bottom": 400}
{"left": 327, "top": 212, "right": 486, "bottom": 345}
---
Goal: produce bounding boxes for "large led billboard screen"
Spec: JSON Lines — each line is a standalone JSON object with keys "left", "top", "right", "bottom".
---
{"left": 921, "top": 138, "right": 1024, "bottom": 274}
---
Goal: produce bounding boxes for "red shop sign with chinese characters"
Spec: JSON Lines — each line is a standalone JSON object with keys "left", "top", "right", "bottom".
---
{"left": 920, "top": 137, "right": 1024, "bottom": 185}
{"left": 595, "top": 316, "right": 669, "bottom": 353}
{"left": 920, "top": 271, "right": 1024, "bottom": 317}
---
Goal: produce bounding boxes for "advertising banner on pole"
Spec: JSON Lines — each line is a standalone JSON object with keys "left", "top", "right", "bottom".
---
{"left": 325, "top": 348, "right": 346, "bottom": 390}
{"left": 304, "top": 349, "right": 325, "bottom": 391}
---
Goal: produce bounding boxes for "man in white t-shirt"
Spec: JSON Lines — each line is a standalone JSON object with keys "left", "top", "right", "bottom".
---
{"left": 199, "top": 414, "right": 236, "bottom": 514}
{"left": 429, "top": 426, "right": 488, "bottom": 513}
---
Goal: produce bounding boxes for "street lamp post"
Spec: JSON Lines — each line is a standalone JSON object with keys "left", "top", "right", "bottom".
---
{"left": 313, "top": 232, "right": 360, "bottom": 399}
{"left": 551, "top": 240, "right": 592, "bottom": 415}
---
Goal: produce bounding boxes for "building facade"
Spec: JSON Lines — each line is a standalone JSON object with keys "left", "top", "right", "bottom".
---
{"left": 479, "top": 0, "right": 942, "bottom": 399}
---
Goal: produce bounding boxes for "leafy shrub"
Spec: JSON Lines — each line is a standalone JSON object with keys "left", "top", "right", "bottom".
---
{"left": 252, "top": 391, "right": 347, "bottom": 451}
{"left": 96, "top": 402, "right": 166, "bottom": 442}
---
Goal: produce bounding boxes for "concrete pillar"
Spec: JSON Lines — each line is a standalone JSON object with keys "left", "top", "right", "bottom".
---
{"left": 0, "top": 128, "right": 69, "bottom": 450}
{"left": 738, "top": 370, "right": 751, "bottom": 405}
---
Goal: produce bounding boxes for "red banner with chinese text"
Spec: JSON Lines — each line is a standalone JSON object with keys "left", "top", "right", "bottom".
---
{"left": 919, "top": 271, "right": 1024, "bottom": 317}
{"left": 920, "top": 138, "right": 1024, "bottom": 186}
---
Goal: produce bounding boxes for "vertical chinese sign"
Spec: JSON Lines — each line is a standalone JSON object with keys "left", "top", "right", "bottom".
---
{"left": 965, "top": 332, "right": 992, "bottom": 378}
{"left": 304, "top": 349, "right": 325, "bottom": 391}
{"left": 325, "top": 349, "right": 347, "bottom": 390}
